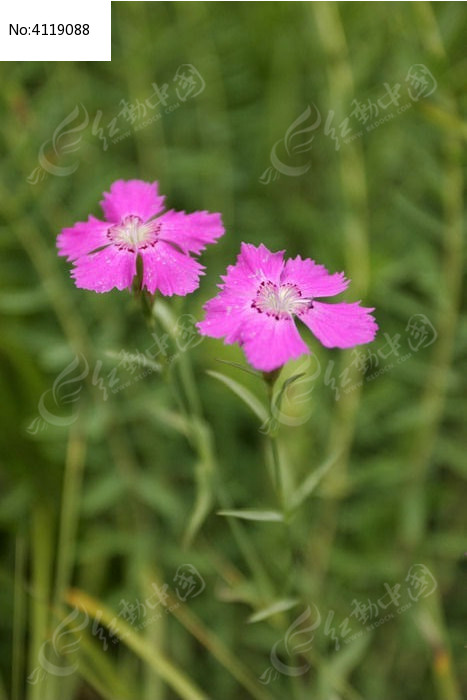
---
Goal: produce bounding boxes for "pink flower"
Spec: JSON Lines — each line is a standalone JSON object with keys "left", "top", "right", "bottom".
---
{"left": 198, "top": 243, "right": 378, "bottom": 372}
{"left": 57, "top": 180, "right": 224, "bottom": 295}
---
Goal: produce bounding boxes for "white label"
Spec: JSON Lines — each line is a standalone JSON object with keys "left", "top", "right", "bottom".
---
{"left": 0, "top": 0, "right": 110, "bottom": 61}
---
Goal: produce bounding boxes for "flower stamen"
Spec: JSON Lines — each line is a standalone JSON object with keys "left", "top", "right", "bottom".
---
{"left": 252, "top": 281, "right": 313, "bottom": 320}
{"left": 107, "top": 215, "right": 160, "bottom": 251}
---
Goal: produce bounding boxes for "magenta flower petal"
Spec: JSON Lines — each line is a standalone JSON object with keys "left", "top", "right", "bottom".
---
{"left": 140, "top": 242, "right": 204, "bottom": 296}
{"left": 281, "top": 255, "right": 349, "bottom": 298}
{"left": 71, "top": 247, "right": 136, "bottom": 293}
{"left": 57, "top": 216, "right": 110, "bottom": 261}
{"left": 197, "top": 295, "right": 248, "bottom": 344}
{"left": 198, "top": 243, "right": 378, "bottom": 372}
{"left": 241, "top": 314, "right": 309, "bottom": 372}
{"left": 300, "top": 301, "right": 378, "bottom": 348}
{"left": 100, "top": 180, "right": 165, "bottom": 223}
{"left": 157, "top": 210, "right": 224, "bottom": 255}
{"left": 58, "top": 179, "right": 224, "bottom": 296}
{"left": 237, "top": 242, "right": 285, "bottom": 286}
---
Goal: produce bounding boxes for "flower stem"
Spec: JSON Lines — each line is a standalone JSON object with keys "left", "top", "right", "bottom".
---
{"left": 270, "top": 434, "right": 285, "bottom": 513}
{"left": 263, "top": 372, "right": 303, "bottom": 599}
{"left": 263, "top": 371, "right": 288, "bottom": 515}
{"left": 133, "top": 255, "right": 155, "bottom": 328}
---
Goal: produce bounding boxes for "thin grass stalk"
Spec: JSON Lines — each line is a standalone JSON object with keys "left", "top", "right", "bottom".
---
{"left": 310, "top": 3, "right": 370, "bottom": 591}
{"left": 67, "top": 589, "right": 209, "bottom": 700}
{"left": 12, "top": 534, "right": 26, "bottom": 700}
{"left": 28, "top": 506, "right": 53, "bottom": 700}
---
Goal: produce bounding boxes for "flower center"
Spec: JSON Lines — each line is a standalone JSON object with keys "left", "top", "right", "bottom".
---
{"left": 107, "top": 215, "right": 160, "bottom": 251}
{"left": 252, "top": 281, "right": 313, "bottom": 319}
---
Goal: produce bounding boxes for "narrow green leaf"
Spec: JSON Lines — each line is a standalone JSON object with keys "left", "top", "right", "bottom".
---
{"left": 215, "top": 359, "right": 261, "bottom": 379}
{"left": 273, "top": 372, "right": 306, "bottom": 413}
{"left": 146, "top": 405, "right": 192, "bottom": 436}
{"left": 68, "top": 622, "right": 136, "bottom": 700}
{"left": 206, "top": 371, "right": 269, "bottom": 423}
{"left": 67, "top": 590, "right": 208, "bottom": 700}
{"left": 247, "top": 598, "right": 300, "bottom": 624}
{"left": 289, "top": 450, "right": 342, "bottom": 511}
{"left": 217, "top": 509, "right": 284, "bottom": 522}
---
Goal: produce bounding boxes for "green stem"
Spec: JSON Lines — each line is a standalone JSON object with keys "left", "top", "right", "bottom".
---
{"left": 53, "top": 424, "right": 86, "bottom": 611}
{"left": 12, "top": 534, "right": 26, "bottom": 700}
{"left": 263, "top": 372, "right": 288, "bottom": 514}
{"left": 28, "top": 507, "right": 53, "bottom": 700}
{"left": 47, "top": 424, "right": 86, "bottom": 700}
{"left": 263, "top": 373, "right": 301, "bottom": 599}
{"left": 310, "top": 1, "right": 370, "bottom": 591}
{"left": 270, "top": 435, "right": 285, "bottom": 513}
{"left": 151, "top": 301, "right": 275, "bottom": 594}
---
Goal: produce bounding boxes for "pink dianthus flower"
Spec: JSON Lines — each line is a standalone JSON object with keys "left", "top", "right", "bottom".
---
{"left": 57, "top": 179, "right": 224, "bottom": 295}
{"left": 198, "top": 243, "right": 378, "bottom": 372}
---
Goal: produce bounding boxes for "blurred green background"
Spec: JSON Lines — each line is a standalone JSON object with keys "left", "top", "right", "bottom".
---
{"left": 1, "top": 2, "right": 466, "bottom": 699}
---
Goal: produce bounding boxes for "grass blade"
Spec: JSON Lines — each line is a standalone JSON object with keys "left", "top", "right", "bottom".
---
{"left": 67, "top": 589, "right": 208, "bottom": 700}
{"left": 218, "top": 509, "right": 284, "bottom": 523}
{"left": 206, "top": 371, "right": 269, "bottom": 423}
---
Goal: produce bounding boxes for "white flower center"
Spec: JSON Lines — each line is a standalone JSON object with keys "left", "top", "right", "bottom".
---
{"left": 107, "top": 215, "right": 160, "bottom": 251}
{"left": 252, "top": 281, "right": 312, "bottom": 319}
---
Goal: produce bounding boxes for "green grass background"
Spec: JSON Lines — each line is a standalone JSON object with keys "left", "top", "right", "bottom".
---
{"left": 0, "top": 2, "right": 466, "bottom": 699}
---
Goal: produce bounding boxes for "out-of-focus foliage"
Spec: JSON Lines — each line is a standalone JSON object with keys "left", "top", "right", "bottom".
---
{"left": 0, "top": 3, "right": 466, "bottom": 699}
